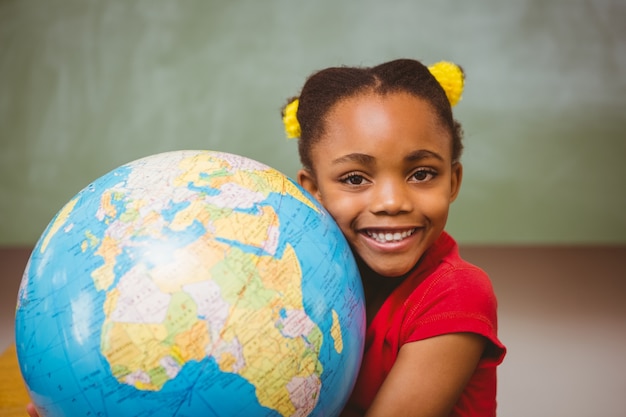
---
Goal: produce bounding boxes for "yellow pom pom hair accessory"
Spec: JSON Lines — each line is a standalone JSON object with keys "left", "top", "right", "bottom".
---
{"left": 428, "top": 61, "right": 465, "bottom": 107}
{"left": 282, "top": 98, "right": 301, "bottom": 139}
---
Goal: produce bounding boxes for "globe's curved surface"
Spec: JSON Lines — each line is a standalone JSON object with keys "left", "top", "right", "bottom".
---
{"left": 15, "top": 150, "right": 365, "bottom": 417}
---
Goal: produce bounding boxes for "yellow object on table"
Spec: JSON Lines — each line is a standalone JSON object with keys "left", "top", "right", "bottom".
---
{"left": 0, "top": 344, "right": 30, "bottom": 417}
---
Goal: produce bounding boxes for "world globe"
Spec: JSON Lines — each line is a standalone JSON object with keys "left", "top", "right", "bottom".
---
{"left": 15, "top": 150, "right": 365, "bottom": 417}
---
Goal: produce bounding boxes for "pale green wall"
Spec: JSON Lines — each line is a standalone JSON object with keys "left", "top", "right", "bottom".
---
{"left": 1, "top": 0, "right": 625, "bottom": 245}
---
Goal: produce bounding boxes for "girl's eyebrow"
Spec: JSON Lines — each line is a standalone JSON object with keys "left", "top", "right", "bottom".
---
{"left": 332, "top": 150, "right": 444, "bottom": 165}
{"left": 331, "top": 153, "right": 375, "bottom": 165}
{"left": 406, "top": 149, "right": 444, "bottom": 162}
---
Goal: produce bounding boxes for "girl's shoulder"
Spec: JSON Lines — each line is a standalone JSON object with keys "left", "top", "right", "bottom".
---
{"left": 409, "top": 231, "right": 495, "bottom": 298}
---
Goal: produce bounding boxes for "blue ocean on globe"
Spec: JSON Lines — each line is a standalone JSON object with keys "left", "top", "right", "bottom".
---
{"left": 15, "top": 150, "right": 365, "bottom": 417}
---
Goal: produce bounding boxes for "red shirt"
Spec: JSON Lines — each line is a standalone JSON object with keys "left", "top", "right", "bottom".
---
{"left": 343, "top": 232, "right": 506, "bottom": 416}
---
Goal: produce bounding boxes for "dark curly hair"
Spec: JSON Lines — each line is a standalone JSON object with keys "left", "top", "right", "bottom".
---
{"left": 282, "top": 59, "right": 464, "bottom": 172}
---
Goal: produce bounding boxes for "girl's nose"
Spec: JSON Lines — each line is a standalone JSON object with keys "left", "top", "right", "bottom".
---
{"left": 369, "top": 179, "right": 413, "bottom": 215}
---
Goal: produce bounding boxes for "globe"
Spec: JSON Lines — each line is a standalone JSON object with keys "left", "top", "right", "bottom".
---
{"left": 15, "top": 150, "right": 365, "bottom": 417}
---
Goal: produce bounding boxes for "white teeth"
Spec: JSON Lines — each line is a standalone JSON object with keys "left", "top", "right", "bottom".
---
{"left": 367, "top": 229, "right": 415, "bottom": 243}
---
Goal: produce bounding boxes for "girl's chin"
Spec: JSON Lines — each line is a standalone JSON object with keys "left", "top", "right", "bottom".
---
{"left": 372, "top": 265, "right": 414, "bottom": 279}
{"left": 351, "top": 234, "right": 429, "bottom": 279}
{"left": 355, "top": 256, "right": 417, "bottom": 280}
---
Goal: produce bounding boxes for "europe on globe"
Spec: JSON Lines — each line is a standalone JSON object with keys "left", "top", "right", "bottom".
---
{"left": 15, "top": 150, "right": 365, "bottom": 417}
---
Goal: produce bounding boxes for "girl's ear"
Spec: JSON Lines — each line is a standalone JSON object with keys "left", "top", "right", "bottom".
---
{"left": 297, "top": 169, "right": 322, "bottom": 202}
{"left": 449, "top": 162, "right": 463, "bottom": 203}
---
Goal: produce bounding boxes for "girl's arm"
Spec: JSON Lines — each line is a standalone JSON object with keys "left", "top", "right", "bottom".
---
{"left": 365, "top": 332, "right": 486, "bottom": 417}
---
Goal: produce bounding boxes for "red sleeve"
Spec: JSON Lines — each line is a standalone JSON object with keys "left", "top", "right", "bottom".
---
{"left": 400, "top": 264, "right": 506, "bottom": 363}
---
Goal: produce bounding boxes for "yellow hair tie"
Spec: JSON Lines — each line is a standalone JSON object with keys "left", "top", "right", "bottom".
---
{"left": 428, "top": 61, "right": 464, "bottom": 107}
{"left": 282, "top": 98, "right": 301, "bottom": 139}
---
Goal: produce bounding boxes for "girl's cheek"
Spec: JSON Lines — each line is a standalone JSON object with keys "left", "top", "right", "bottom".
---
{"left": 325, "top": 200, "right": 356, "bottom": 223}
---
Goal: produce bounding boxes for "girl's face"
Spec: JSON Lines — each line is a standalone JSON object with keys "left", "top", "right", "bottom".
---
{"left": 298, "top": 92, "right": 462, "bottom": 278}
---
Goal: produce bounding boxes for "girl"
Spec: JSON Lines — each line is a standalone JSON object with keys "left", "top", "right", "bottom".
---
{"left": 26, "top": 59, "right": 505, "bottom": 417}
{"left": 282, "top": 58, "right": 506, "bottom": 416}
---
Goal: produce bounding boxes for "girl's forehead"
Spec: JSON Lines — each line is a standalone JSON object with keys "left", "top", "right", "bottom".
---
{"left": 325, "top": 92, "right": 447, "bottom": 137}
{"left": 332, "top": 90, "right": 428, "bottom": 109}
{"left": 325, "top": 92, "right": 443, "bottom": 130}
{"left": 313, "top": 92, "right": 453, "bottom": 164}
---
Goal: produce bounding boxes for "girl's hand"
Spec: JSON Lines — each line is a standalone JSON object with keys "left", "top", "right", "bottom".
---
{"left": 26, "top": 403, "right": 40, "bottom": 417}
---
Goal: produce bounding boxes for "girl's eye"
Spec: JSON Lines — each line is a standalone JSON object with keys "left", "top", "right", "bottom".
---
{"left": 340, "top": 173, "right": 367, "bottom": 186}
{"left": 411, "top": 168, "right": 437, "bottom": 182}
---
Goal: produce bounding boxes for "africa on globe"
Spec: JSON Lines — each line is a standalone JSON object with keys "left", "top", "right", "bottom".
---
{"left": 15, "top": 150, "right": 365, "bottom": 417}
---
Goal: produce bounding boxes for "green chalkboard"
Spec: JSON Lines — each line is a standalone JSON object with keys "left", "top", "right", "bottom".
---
{"left": 1, "top": 0, "right": 625, "bottom": 245}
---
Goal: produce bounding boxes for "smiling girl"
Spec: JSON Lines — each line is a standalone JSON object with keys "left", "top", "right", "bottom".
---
{"left": 26, "top": 59, "right": 506, "bottom": 417}
{"left": 282, "top": 59, "right": 506, "bottom": 417}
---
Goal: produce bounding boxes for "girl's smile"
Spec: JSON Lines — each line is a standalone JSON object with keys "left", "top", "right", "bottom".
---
{"left": 298, "top": 91, "right": 462, "bottom": 278}
{"left": 364, "top": 227, "right": 416, "bottom": 245}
